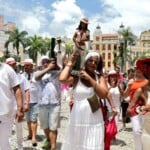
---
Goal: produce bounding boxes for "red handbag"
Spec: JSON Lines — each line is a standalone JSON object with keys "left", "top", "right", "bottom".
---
{"left": 104, "top": 116, "right": 117, "bottom": 150}
{"left": 99, "top": 99, "right": 117, "bottom": 150}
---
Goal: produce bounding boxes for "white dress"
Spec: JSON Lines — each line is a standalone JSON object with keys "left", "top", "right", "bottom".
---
{"left": 61, "top": 79, "right": 104, "bottom": 150}
{"left": 107, "top": 86, "right": 121, "bottom": 126}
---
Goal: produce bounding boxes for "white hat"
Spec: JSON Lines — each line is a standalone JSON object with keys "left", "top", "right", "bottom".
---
{"left": 108, "top": 70, "right": 117, "bottom": 76}
{"left": 85, "top": 51, "right": 100, "bottom": 62}
{"left": 81, "top": 18, "right": 89, "bottom": 24}
{"left": 23, "top": 58, "right": 33, "bottom": 65}
{"left": 6, "top": 57, "right": 16, "bottom": 65}
{"left": 40, "top": 56, "right": 50, "bottom": 62}
{"left": 56, "top": 36, "right": 61, "bottom": 41}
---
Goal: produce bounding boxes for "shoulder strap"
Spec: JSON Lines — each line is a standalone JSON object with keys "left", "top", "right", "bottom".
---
{"left": 99, "top": 99, "right": 108, "bottom": 122}
{"left": 95, "top": 74, "right": 99, "bottom": 84}
{"left": 96, "top": 74, "right": 108, "bottom": 122}
{"left": 72, "top": 77, "right": 79, "bottom": 89}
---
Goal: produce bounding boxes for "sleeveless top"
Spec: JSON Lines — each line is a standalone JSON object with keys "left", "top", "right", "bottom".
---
{"left": 73, "top": 78, "right": 94, "bottom": 101}
{"left": 130, "top": 79, "right": 148, "bottom": 103}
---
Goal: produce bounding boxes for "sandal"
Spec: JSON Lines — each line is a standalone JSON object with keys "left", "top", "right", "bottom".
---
{"left": 32, "top": 142, "right": 37, "bottom": 147}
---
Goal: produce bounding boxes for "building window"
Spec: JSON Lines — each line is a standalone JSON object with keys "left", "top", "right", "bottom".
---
{"left": 108, "top": 53, "right": 111, "bottom": 60}
{"left": 135, "top": 51, "right": 139, "bottom": 57}
{"left": 114, "top": 53, "right": 117, "bottom": 58}
{"left": 108, "top": 62, "right": 111, "bottom": 67}
{"left": 96, "top": 44, "right": 99, "bottom": 50}
{"left": 102, "top": 44, "right": 105, "bottom": 50}
{"left": 114, "top": 44, "right": 117, "bottom": 50}
{"left": 103, "top": 61, "right": 105, "bottom": 67}
{"left": 96, "top": 36, "right": 100, "bottom": 41}
{"left": 102, "top": 53, "right": 105, "bottom": 60}
{"left": 108, "top": 44, "right": 111, "bottom": 50}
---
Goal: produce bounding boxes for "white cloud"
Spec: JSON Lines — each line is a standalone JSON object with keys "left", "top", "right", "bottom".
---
{"left": 47, "top": 0, "right": 84, "bottom": 37}
{"left": 99, "top": 0, "right": 150, "bottom": 36}
{"left": 51, "top": 0, "right": 83, "bottom": 23}
{"left": 0, "top": 0, "right": 149, "bottom": 38}
{"left": 22, "top": 16, "right": 41, "bottom": 34}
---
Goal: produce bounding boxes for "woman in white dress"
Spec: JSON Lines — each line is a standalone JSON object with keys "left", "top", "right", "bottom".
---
{"left": 106, "top": 70, "right": 122, "bottom": 129}
{"left": 59, "top": 51, "right": 116, "bottom": 150}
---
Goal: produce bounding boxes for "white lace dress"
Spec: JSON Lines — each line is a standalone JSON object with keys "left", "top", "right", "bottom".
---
{"left": 61, "top": 79, "right": 104, "bottom": 150}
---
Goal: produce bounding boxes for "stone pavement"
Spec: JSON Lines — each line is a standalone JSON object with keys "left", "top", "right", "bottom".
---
{"left": 10, "top": 100, "right": 135, "bottom": 150}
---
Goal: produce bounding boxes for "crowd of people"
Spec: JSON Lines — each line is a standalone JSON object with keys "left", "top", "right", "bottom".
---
{"left": 0, "top": 17, "right": 150, "bottom": 150}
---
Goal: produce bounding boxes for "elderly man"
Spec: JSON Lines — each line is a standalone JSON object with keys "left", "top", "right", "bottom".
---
{"left": 23, "top": 58, "right": 39, "bottom": 147}
{"left": 0, "top": 61, "right": 24, "bottom": 150}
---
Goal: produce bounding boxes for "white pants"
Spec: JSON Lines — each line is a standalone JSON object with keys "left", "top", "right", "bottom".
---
{"left": 141, "top": 112, "right": 150, "bottom": 150}
{"left": 0, "top": 114, "right": 15, "bottom": 150}
{"left": 15, "top": 121, "right": 23, "bottom": 150}
{"left": 131, "top": 115, "right": 144, "bottom": 150}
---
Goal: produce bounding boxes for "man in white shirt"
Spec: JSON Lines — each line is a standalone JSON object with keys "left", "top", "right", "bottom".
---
{"left": 0, "top": 62, "right": 24, "bottom": 150}
{"left": 6, "top": 57, "right": 30, "bottom": 150}
{"left": 35, "top": 56, "right": 61, "bottom": 150}
{"left": 23, "top": 58, "right": 39, "bottom": 147}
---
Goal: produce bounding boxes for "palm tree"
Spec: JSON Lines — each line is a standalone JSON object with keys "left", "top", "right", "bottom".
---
{"left": 114, "top": 25, "right": 136, "bottom": 72}
{"left": 5, "top": 28, "right": 28, "bottom": 61}
{"left": 65, "top": 41, "right": 73, "bottom": 56}
{"left": 25, "top": 35, "right": 49, "bottom": 63}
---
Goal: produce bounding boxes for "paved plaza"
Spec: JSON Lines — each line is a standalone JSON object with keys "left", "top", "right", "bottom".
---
{"left": 10, "top": 100, "right": 135, "bottom": 150}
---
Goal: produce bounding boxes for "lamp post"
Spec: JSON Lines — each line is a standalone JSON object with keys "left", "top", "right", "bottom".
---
{"left": 118, "top": 23, "right": 125, "bottom": 73}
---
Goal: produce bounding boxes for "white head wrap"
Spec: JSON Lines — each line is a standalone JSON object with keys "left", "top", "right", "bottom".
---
{"left": 85, "top": 51, "right": 100, "bottom": 62}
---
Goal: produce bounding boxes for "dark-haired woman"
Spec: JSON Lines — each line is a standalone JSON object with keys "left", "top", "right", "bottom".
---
{"left": 59, "top": 51, "right": 116, "bottom": 150}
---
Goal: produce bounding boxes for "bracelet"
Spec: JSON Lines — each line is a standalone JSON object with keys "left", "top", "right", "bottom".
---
{"left": 139, "top": 106, "right": 143, "bottom": 112}
{"left": 65, "top": 65, "right": 72, "bottom": 71}
{"left": 25, "top": 102, "right": 30, "bottom": 105}
{"left": 111, "top": 107, "right": 116, "bottom": 109}
{"left": 17, "top": 106, "right": 22, "bottom": 110}
{"left": 66, "top": 64, "right": 72, "bottom": 67}
{"left": 65, "top": 65, "right": 73, "bottom": 73}
{"left": 17, "top": 107, "right": 23, "bottom": 112}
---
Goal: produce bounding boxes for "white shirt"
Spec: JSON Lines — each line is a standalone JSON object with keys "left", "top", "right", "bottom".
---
{"left": 23, "top": 72, "right": 39, "bottom": 103}
{"left": 106, "top": 85, "right": 121, "bottom": 111}
{"left": 18, "top": 74, "right": 30, "bottom": 103}
{"left": 0, "top": 64, "right": 20, "bottom": 116}
{"left": 37, "top": 70, "right": 61, "bottom": 106}
{"left": 110, "top": 86, "right": 121, "bottom": 107}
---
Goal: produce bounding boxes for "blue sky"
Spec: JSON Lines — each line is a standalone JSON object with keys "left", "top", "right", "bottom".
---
{"left": 0, "top": 0, "right": 149, "bottom": 38}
